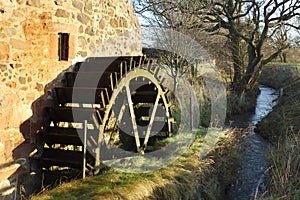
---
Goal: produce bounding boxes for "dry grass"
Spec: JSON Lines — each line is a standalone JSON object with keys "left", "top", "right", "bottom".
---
{"left": 257, "top": 62, "right": 300, "bottom": 199}
{"left": 265, "top": 130, "right": 300, "bottom": 199}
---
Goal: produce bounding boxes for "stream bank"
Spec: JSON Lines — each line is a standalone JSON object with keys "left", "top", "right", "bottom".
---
{"left": 256, "top": 64, "right": 300, "bottom": 198}
{"left": 257, "top": 64, "right": 300, "bottom": 143}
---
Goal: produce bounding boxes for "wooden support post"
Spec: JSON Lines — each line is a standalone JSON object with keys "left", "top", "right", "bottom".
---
{"left": 125, "top": 84, "right": 141, "bottom": 152}
{"left": 83, "top": 120, "right": 87, "bottom": 179}
{"left": 143, "top": 92, "right": 161, "bottom": 150}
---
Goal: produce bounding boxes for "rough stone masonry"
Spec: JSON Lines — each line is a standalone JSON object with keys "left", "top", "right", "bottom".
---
{"left": 0, "top": 0, "right": 142, "bottom": 195}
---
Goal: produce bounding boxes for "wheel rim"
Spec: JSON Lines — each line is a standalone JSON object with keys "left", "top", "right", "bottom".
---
{"left": 102, "top": 68, "right": 172, "bottom": 153}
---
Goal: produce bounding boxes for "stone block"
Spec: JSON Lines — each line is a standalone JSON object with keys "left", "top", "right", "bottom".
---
{"left": 5, "top": 28, "right": 17, "bottom": 37}
{"left": 26, "top": 0, "right": 40, "bottom": 7}
{"left": 20, "top": 11, "right": 53, "bottom": 41}
{"left": 72, "top": 0, "right": 83, "bottom": 10}
{"left": 19, "top": 77, "right": 26, "bottom": 84}
{"left": 78, "top": 51, "right": 87, "bottom": 57}
{"left": 16, "top": 0, "right": 25, "bottom": 4}
{"left": 12, "top": 9, "right": 25, "bottom": 17}
{"left": 0, "top": 42, "right": 9, "bottom": 61}
{"left": 84, "top": 2, "right": 92, "bottom": 14}
{"left": 5, "top": 81, "right": 16, "bottom": 88}
{"left": 0, "top": 21, "right": 10, "bottom": 28}
{"left": 99, "top": 18, "right": 106, "bottom": 29}
{"left": 55, "top": 9, "right": 70, "bottom": 18}
{"left": 0, "top": 64, "right": 7, "bottom": 72}
{"left": 35, "top": 82, "right": 43, "bottom": 92}
{"left": 10, "top": 38, "right": 31, "bottom": 50}
{"left": 110, "top": 18, "right": 118, "bottom": 28}
{"left": 15, "top": 64, "right": 22, "bottom": 68}
{"left": 85, "top": 27, "right": 94, "bottom": 36}
{"left": 4, "top": 140, "right": 13, "bottom": 159}
{"left": 79, "top": 25, "right": 83, "bottom": 33}
{"left": 119, "top": 17, "right": 128, "bottom": 28}
{"left": 27, "top": 76, "right": 32, "bottom": 83}
{"left": 78, "top": 36, "right": 87, "bottom": 49}
{"left": 77, "top": 13, "right": 90, "bottom": 24}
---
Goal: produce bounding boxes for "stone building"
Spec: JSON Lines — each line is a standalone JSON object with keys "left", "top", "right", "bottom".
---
{"left": 0, "top": 0, "right": 141, "bottom": 196}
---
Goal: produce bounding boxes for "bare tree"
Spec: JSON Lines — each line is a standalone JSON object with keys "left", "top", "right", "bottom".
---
{"left": 270, "top": 25, "right": 291, "bottom": 63}
{"left": 200, "top": 0, "right": 300, "bottom": 93}
{"left": 135, "top": 0, "right": 212, "bottom": 93}
{"left": 135, "top": 0, "right": 231, "bottom": 90}
{"left": 134, "top": 0, "right": 300, "bottom": 97}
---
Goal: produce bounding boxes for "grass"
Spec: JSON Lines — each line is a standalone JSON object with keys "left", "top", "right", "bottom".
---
{"left": 30, "top": 127, "right": 242, "bottom": 200}
{"left": 265, "top": 131, "right": 300, "bottom": 199}
{"left": 260, "top": 63, "right": 300, "bottom": 89}
{"left": 257, "top": 62, "right": 300, "bottom": 199}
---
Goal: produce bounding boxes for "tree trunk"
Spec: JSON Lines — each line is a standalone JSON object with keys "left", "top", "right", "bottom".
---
{"left": 173, "top": 73, "right": 178, "bottom": 94}
{"left": 283, "top": 52, "right": 287, "bottom": 63}
{"left": 230, "top": 34, "right": 244, "bottom": 92}
{"left": 234, "top": 42, "right": 261, "bottom": 94}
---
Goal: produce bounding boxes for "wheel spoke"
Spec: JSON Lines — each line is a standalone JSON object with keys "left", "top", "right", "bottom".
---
{"left": 125, "top": 84, "right": 141, "bottom": 152}
{"left": 117, "top": 103, "right": 126, "bottom": 123}
{"left": 160, "top": 91, "right": 172, "bottom": 134}
{"left": 143, "top": 91, "right": 161, "bottom": 149}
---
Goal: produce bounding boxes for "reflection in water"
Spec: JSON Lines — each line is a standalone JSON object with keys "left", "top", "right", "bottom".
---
{"left": 227, "top": 85, "right": 279, "bottom": 200}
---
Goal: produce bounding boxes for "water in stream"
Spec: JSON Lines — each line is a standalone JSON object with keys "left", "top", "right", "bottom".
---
{"left": 226, "top": 85, "right": 279, "bottom": 200}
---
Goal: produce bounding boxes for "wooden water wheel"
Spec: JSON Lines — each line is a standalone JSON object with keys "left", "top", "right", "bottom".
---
{"left": 38, "top": 56, "right": 173, "bottom": 173}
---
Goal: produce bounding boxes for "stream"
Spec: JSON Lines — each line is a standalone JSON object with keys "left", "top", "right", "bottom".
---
{"left": 226, "top": 85, "right": 279, "bottom": 200}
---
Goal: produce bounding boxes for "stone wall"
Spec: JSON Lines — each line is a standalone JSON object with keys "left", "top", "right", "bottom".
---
{"left": 0, "top": 0, "right": 141, "bottom": 179}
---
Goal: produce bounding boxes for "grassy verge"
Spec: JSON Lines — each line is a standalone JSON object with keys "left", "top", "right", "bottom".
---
{"left": 30, "top": 128, "right": 242, "bottom": 200}
{"left": 259, "top": 63, "right": 300, "bottom": 89}
{"left": 257, "top": 62, "right": 300, "bottom": 199}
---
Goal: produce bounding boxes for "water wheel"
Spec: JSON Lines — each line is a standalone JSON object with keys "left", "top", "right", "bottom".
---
{"left": 38, "top": 56, "right": 173, "bottom": 173}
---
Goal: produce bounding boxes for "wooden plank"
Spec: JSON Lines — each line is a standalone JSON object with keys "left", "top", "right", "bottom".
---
{"left": 41, "top": 149, "right": 85, "bottom": 168}
{"left": 46, "top": 107, "right": 105, "bottom": 123}
{"left": 80, "top": 56, "right": 143, "bottom": 72}
{"left": 65, "top": 72, "right": 104, "bottom": 87}
{"left": 66, "top": 71, "right": 118, "bottom": 89}
{"left": 80, "top": 57, "right": 122, "bottom": 72}
{"left": 54, "top": 87, "right": 108, "bottom": 105}
{"left": 44, "top": 127, "right": 82, "bottom": 146}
